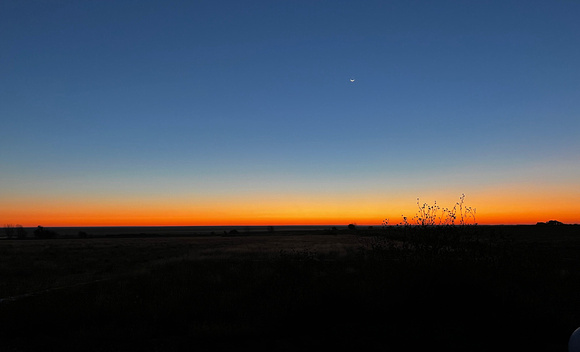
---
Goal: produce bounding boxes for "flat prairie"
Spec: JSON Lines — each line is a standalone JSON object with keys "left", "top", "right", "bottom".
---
{"left": 1, "top": 225, "right": 579, "bottom": 351}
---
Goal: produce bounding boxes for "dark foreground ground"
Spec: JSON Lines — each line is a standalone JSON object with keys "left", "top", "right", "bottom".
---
{"left": 1, "top": 225, "right": 579, "bottom": 351}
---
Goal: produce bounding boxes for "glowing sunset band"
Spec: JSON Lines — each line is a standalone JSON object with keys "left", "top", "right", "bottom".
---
{"left": 1, "top": 188, "right": 579, "bottom": 227}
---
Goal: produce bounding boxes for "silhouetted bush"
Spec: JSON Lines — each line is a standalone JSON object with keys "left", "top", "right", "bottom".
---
{"left": 347, "top": 224, "right": 357, "bottom": 230}
{"left": 3, "top": 224, "right": 15, "bottom": 239}
{"left": 4, "top": 224, "right": 27, "bottom": 239}
{"left": 15, "top": 225, "right": 27, "bottom": 239}
{"left": 537, "top": 220, "right": 564, "bottom": 226}
{"left": 222, "top": 229, "right": 240, "bottom": 236}
{"left": 385, "top": 194, "right": 476, "bottom": 227}
{"left": 33, "top": 226, "right": 58, "bottom": 239}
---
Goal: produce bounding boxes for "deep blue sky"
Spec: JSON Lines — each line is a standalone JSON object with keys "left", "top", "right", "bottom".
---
{"left": 2, "top": 0, "right": 579, "bottom": 225}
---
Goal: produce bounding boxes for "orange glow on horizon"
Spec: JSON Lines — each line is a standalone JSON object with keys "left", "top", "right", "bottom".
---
{"left": 2, "top": 186, "right": 579, "bottom": 227}
{"left": 2, "top": 203, "right": 578, "bottom": 227}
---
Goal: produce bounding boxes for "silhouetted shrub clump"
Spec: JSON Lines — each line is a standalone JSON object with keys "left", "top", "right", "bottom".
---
{"left": 537, "top": 220, "right": 564, "bottom": 226}
{"left": 33, "top": 226, "right": 59, "bottom": 239}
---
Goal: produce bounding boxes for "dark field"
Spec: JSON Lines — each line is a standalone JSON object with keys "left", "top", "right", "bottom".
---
{"left": 1, "top": 225, "right": 579, "bottom": 351}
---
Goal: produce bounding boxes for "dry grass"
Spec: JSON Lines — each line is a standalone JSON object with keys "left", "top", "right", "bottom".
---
{"left": 1, "top": 226, "right": 579, "bottom": 351}
{"left": 0, "top": 233, "right": 360, "bottom": 299}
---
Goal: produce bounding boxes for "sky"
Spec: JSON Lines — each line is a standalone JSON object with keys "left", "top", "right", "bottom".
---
{"left": 1, "top": 0, "right": 579, "bottom": 226}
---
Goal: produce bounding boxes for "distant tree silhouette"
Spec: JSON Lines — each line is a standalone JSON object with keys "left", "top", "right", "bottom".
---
{"left": 4, "top": 224, "right": 15, "bottom": 238}
{"left": 4, "top": 224, "right": 27, "bottom": 239}
{"left": 537, "top": 220, "right": 564, "bottom": 226}
{"left": 15, "top": 225, "right": 26, "bottom": 239}
{"left": 33, "top": 226, "right": 58, "bottom": 239}
{"left": 224, "top": 229, "right": 239, "bottom": 236}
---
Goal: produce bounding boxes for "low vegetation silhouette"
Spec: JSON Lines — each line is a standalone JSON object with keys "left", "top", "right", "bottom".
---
{"left": 383, "top": 193, "right": 477, "bottom": 227}
{"left": 537, "top": 220, "right": 565, "bottom": 225}
{"left": 3, "top": 224, "right": 26, "bottom": 239}
{"left": 33, "top": 225, "right": 59, "bottom": 239}
{"left": 2, "top": 225, "right": 61, "bottom": 239}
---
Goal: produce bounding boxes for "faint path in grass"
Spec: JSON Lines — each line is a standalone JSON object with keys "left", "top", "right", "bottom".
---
{"left": 0, "top": 278, "right": 112, "bottom": 304}
{"left": 0, "top": 233, "right": 362, "bottom": 303}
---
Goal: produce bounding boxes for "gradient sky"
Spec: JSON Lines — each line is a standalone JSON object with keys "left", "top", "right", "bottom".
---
{"left": 1, "top": 0, "right": 579, "bottom": 226}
